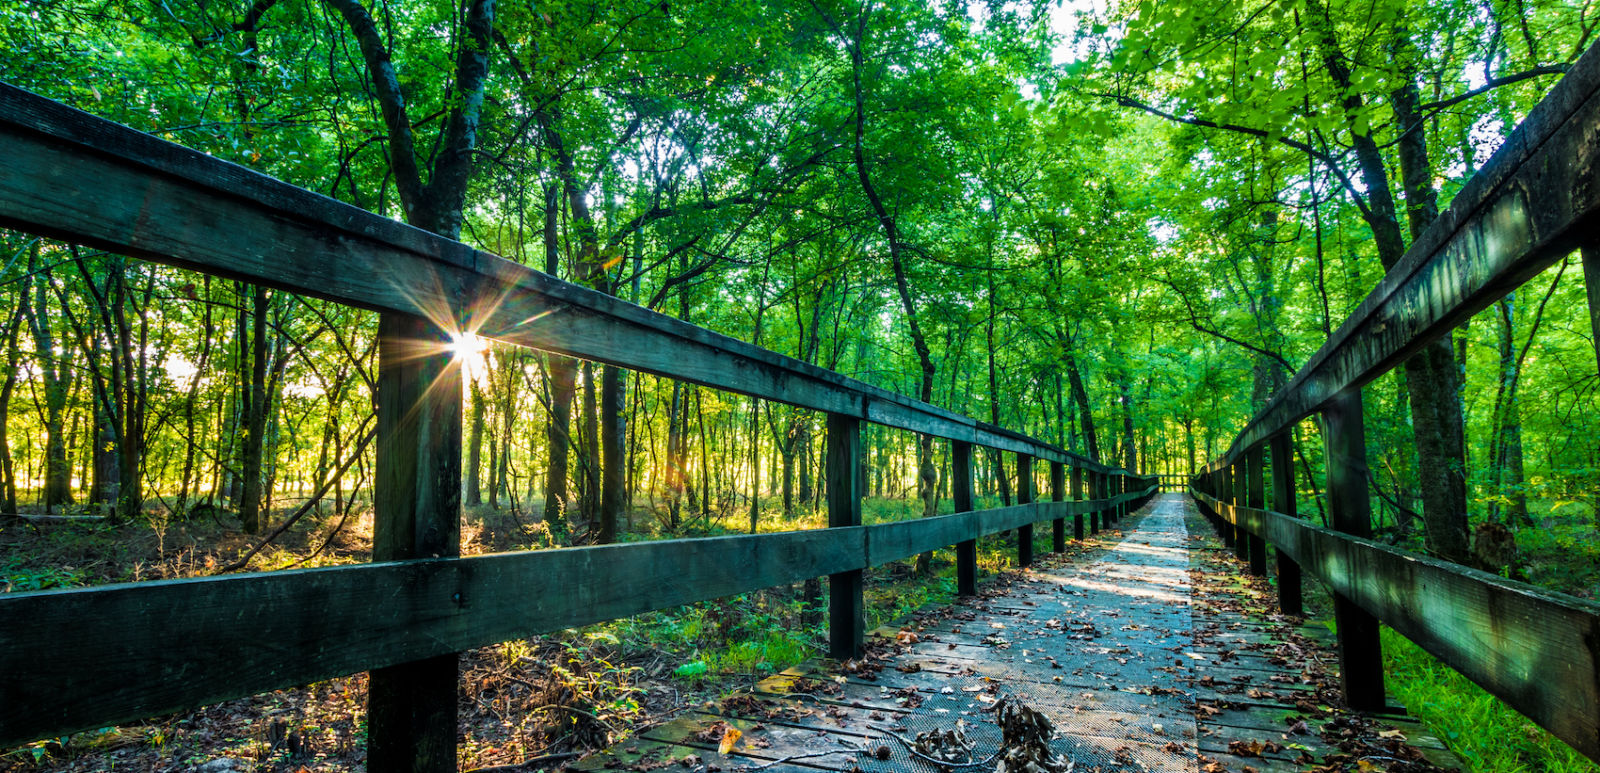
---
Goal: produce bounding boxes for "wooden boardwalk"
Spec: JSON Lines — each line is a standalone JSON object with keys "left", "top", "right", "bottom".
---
{"left": 574, "top": 494, "right": 1461, "bottom": 773}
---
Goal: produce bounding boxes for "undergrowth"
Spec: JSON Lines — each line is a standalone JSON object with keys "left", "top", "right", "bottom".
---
{"left": 1380, "top": 627, "right": 1599, "bottom": 773}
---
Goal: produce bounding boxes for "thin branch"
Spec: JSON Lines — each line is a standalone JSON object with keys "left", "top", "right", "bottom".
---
{"left": 1419, "top": 64, "right": 1571, "bottom": 112}
{"left": 1107, "top": 94, "right": 1374, "bottom": 222}
{"left": 1157, "top": 271, "right": 1298, "bottom": 372}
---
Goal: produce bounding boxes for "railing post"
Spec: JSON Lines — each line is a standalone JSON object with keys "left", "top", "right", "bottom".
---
{"left": 1324, "top": 389, "right": 1385, "bottom": 711}
{"left": 1218, "top": 466, "right": 1234, "bottom": 548}
{"left": 1232, "top": 460, "right": 1249, "bottom": 562}
{"left": 368, "top": 312, "right": 463, "bottom": 773}
{"left": 953, "top": 441, "right": 977, "bottom": 596}
{"left": 827, "top": 413, "right": 864, "bottom": 660}
{"left": 1111, "top": 474, "right": 1122, "bottom": 525}
{"left": 1016, "top": 453, "right": 1034, "bottom": 567}
{"left": 1246, "top": 445, "right": 1267, "bottom": 576}
{"left": 1071, "top": 465, "right": 1085, "bottom": 540}
{"left": 1050, "top": 461, "right": 1066, "bottom": 552}
{"left": 1269, "top": 432, "right": 1302, "bottom": 616}
{"left": 1090, "top": 471, "right": 1102, "bottom": 535}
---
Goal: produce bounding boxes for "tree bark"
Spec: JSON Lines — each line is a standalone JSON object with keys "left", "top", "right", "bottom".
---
{"left": 239, "top": 285, "right": 271, "bottom": 533}
{"left": 25, "top": 254, "right": 72, "bottom": 511}
{"left": 466, "top": 381, "right": 485, "bottom": 506}
{"left": 1309, "top": 4, "right": 1469, "bottom": 562}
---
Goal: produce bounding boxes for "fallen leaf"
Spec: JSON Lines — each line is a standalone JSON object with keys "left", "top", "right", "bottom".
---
{"left": 717, "top": 726, "right": 742, "bottom": 755}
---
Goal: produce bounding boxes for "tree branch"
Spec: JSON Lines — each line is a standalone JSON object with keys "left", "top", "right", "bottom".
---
{"left": 1158, "top": 271, "right": 1297, "bottom": 372}
{"left": 321, "top": 0, "right": 428, "bottom": 224}
{"left": 1418, "top": 64, "right": 1571, "bottom": 113}
{"left": 1107, "top": 94, "right": 1374, "bottom": 223}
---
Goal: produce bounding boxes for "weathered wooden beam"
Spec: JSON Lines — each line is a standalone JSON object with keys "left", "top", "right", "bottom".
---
{"left": 0, "top": 528, "right": 863, "bottom": 749}
{"left": 1324, "top": 390, "right": 1385, "bottom": 712}
{"left": 953, "top": 441, "right": 976, "bottom": 596}
{"left": 1090, "top": 472, "right": 1101, "bottom": 535}
{"left": 0, "top": 490, "right": 1143, "bottom": 748}
{"left": 1268, "top": 433, "right": 1302, "bottom": 617}
{"left": 1214, "top": 41, "right": 1600, "bottom": 467}
{"left": 0, "top": 83, "right": 1114, "bottom": 473}
{"left": 1070, "top": 465, "right": 1084, "bottom": 540}
{"left": 1245, "top": 447, "right": 1266, "bottom": 577}
{"left": 1050, "top": 462, "right": 1066, "bottom": 552}
{"left": 369, "top": 313, "right": 463, "bottom": 773}
{"left": 1016, "top": 453, "right": 1034, "bottom": 567}
{"left": 827, "top": 414, "right": 864, "bottom": 661}
{"left": 1193, "top": 489, "right": 1600, "bottom": 762}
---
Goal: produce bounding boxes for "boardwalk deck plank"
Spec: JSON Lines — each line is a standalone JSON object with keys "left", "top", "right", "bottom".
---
{"left": 575, "top": 494, "right": 1463, "bottom": 772}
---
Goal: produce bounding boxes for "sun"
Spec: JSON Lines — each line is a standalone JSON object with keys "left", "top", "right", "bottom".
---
{"left": 448, "top": 331, "right": 491, "bottom": 381}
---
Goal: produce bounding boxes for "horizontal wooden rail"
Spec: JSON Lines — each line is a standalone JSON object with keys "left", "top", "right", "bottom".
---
{"left": 1207, "top": 40, "right": 1600, "bottom": 470}
{"left": 0, "top": 83, "right": 1112, "bottom": 472}
{"left": 0, "top": 486, "right": 1154, "bottom": 747}
{"left": 1190, "top": 489, "right": 1600, "bottom": 760}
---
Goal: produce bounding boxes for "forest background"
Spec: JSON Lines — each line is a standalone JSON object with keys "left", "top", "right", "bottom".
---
{"left": 0, "top": 0, "right": 1597, "bottom": 769}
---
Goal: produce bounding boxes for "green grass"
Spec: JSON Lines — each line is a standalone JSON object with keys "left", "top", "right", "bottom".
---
{"left": 1381, "top": 627, "right": 1599, "bottom": 773}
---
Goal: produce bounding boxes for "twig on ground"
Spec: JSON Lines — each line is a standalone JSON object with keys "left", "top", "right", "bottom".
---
{"left": 463, "top": 751, "right": 583, "bottom": 772}
{"left": 741, "top": 743, "right": 863, "bottom": 770}
{"left": 867, "top": 722, "right": 1003, "bottom": 768}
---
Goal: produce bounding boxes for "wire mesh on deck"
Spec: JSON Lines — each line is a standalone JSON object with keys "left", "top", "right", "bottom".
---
{"left": 852, "top": 689, "right": 1193, "bottom": 773}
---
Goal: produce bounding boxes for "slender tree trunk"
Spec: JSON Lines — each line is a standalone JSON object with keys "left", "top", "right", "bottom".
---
{"left": 27, "top": 257, "right": 72, "bottom": 511}
{"left": 1308, "top": 6, "right": 1468, "bottom": 561}
{"left": 0, "top": 275, "right": 27, "bottom": 516}
{"left": 1063, "top": 343, "right": 1100, "bottom": 463}
{"left": 541, "top": 182, "right": 575, "bottom": 537}
{"left": 240, "top": 285, "right": 271, "bottom": 533}
{"left": 466, "top": 382, "right": 485, "bottom": 506}
{"left": 599, "top": 363, "right": 625, "bottom": 542}
{"left": 580, "top": 360, "right": 600, "bottom": 532}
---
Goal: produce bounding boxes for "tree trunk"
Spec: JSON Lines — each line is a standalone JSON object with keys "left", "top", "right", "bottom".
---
{"left": 240, "top": 285, "right": 271, "bottom": 533}
{"left": 580, "top": 360, "right": 600, "bottom": 533}
{"left": 599, "top": 363, "right": 625, "bottom": 543}
{"left": 27, "top": 257, "right": 73, "bottom": 512}
{"left": 541, "top": 181, "right": 575, "bottom": 537}
{"left": 1310, "top": 7, "right": 1469, "bottom": 562}
{"left": 466, "top": 381, "right": 485, "bottom": 506}
{"left": 1063, "top": 342, "right": 1100, "bottom": 463}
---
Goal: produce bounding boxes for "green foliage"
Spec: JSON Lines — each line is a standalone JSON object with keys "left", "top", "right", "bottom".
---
{"left": 1381, "top": 627, "right": 1600, "bottom": 773}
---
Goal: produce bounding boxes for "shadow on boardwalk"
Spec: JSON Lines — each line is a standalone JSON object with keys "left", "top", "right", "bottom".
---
{"left": 574, "top": 494, "right": 1461, "bottom": 773}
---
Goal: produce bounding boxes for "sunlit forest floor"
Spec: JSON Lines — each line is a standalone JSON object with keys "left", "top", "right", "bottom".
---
{"left": 0, "top": 495, "right": 1022, "bottom": 772}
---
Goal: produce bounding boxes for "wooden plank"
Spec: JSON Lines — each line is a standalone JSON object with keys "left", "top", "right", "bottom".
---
{"left": 1211, "top": 40, "right": 1600, "bottom": 467}
{"left": 1246, "top": 448, "right": 1266, "bottom": 576}
{"left": 1193, "top": 490, "right": 1600, "bottom": 760}
{"left": 859, "top": 495, "right": 1145, "bottom": 568}
{"left": 864, "top": 504, "right": 1036, "bottom": 566}
{"left": 0, "top": 484, "right": 1146, "bottom": 750}
{"left": 827, "top": 414, "right": 864, "bottom": 661}
{"left": 1050, "top": 461, "right": 1066, "bottom": 552}
{"left": 368, "top": 312, "right": 463, "bottom": 772}
{"left": 0, "top": 83, "right": 1116, "bottom": 473}
{"left": 1071, "top": 465, "right": 1085, "bottom": 540}
{"left": 1016, "top": 453, "right": 1034, "bottom": 566}
{"left": 953, "top": 441, "right": 977, "bottom": 596}
{"left": 0, "top": 528, "right": 861, "bottom": 748}
{"left": 1268, "top": 434, "right": 1302, "bottom": 616}
{"left": 1322, "top": 390, "right": 1384, "bottom": 711}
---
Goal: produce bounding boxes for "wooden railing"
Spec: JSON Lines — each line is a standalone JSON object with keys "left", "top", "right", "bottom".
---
{"left": 0, "top": 82, "right": 1157, "bottom": 765}
{"left": 1192, "top": 37, "right": 1600, "bottom": 762}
